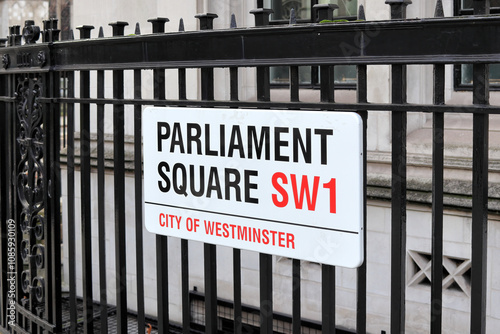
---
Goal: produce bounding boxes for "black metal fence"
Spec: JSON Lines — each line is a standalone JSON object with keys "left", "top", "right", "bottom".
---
{"left": 0, "top": 0, "right": 498, "bottom": 333}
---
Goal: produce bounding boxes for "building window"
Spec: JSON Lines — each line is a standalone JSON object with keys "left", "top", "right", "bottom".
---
{"left": 454, "top": 0, "right": 500, "bottom": 90}
{"left": 262, "top": 0, "right": 358, "bottom": 89}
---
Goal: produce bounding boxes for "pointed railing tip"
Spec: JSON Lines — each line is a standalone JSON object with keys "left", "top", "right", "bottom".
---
{"left": 98, "top": 26, "right": 104, "bottom": 38}
{"left": 434, "top": 0, "right": 444, "bottom": 17}
{"left": 358, "top": 4, "right": 366, "bottom": 21}
{"left": 289, "top": 8, "right": 297, "bottom": 24}
{"left": 179, "top": 18, "right": 185, "bottom": 32}
{"left": 230, "top": 13, "right": 237, "bottom": 28}
{"left": 135, "top": 22, "right": 141, "bottom": 35}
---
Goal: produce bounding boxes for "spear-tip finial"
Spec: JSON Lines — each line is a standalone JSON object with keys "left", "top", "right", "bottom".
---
{"left": 358, "top": 4, "right": 366, "bottom": 20}
{"left": 230, "top": 13, "right": 237, "bottom": 28}
{"left": 289, "top": 8, "right": 297, "bottom": 24}
{"left": 434, "top": 0, "right": 444, "bottom": 18}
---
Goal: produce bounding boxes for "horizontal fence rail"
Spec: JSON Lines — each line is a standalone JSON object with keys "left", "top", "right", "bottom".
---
{"left": 0, "top": 1, "right": 498, "bottom": 334}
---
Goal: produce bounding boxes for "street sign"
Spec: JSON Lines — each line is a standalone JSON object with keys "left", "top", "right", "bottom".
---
{"left": 143, "top": 107, "right": 363, "bottom": 268}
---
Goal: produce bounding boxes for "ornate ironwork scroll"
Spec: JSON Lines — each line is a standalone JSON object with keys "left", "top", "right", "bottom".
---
{"left": 16, "top": 74, "right": 47, "bottom": 316}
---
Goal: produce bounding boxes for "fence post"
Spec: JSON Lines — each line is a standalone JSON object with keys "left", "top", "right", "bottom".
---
{"left": 195, "top": 13, "right": 219, "bottom": 334}
{"left": 76, "top": 24, "right": 95, "bottom": 334}
{"left": 249, "top": 8, "right": 275, "bottom": 334}
{"left": 109, "top": 20, "right": 129, "bottom": 334}
{"left": 471, "top": 2, "right": 490, "bottom": 333}
{"left": 385, "top": 1, "right": 411, "bottom": 334}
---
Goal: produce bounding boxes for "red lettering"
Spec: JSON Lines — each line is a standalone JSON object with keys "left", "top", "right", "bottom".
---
{"left": 278, "top": 232, "right": 285, "bottom": 247}
{"left": 159, "top": 213, "right": 166, "bottom": 227}
{"left": 222, "top": 223, "right": 229, "bottom": 238}
{"left": 253, "top": 228, "right": 261, "bottom": 243}
{"left": 323, "top": 178, "right": 337, "bottom": 214}
{"left": 270, "top": 230, "right": 278, "bottom": 245}
{"left": 204, "top": 220, "right": 215, "bottom": 235}
{"left": 290, "top": 174, "right": 320, "bottom": 211}
{"left": 287, "top": 233, "right": 295, "bottom": 249}
{"left": 215, "top": 222, "right": 222, "bottom": 237}
{"left": 272, "top": 172, "right": 288, "bottom": 208}
{"left": 262, "top": 229, "right": 269, "bottom": 244}
{"left": 230, "top": 224, "right": 237, "bottom": 238}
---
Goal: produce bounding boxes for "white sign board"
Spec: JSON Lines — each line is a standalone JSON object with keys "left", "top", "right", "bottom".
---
{"left": 143, "top": 107, "right": 363, "bottom": 268}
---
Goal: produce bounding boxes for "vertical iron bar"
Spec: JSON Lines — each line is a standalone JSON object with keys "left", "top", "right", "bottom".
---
{"left": 95, "top": 27, "right": 108, "bottom": 333}
{"left": 251, "top": 9, "right": 273, "bottom": 103}
{"left": 47, "top": 68, "right": 62, "bottom": 332}
{"left": 0, "top": 73, "right": 5, "bottom": 329}
{"left": 109, "top": 21, "right": 129, "bottom": 334}
{"left": 79, "top": 64, "right": 94, "bottom": 334}
{"left": 181, "top": 239, "right": 190, "bottom": 334}
{"left": 431, "top": 62, "right": 445, "bottom": 334}
{"left": 233, "top": 248, "right": 242, "bottom": 334}
{"left": 134, "top": 68, "right": 146, "bottom": 334}
{"left": 471, "top": 62, "right": 489, "bottom": 334}
{"left": 179, "top": 68, "right": 187, "bottom": 100}
{"left": 292, "top": 259, "right": 301, "bottom": 334}
{"left": 65, "top": 70, "right": 77, "bottom": 334}
{"left": 470, "top": 5, "right": 490, "bottom": 334}
{"left": 204, "top": 243, "right": 218, "bottom": 334}
{"left": 149, "top": 18, "right": 170, "bottom": 333}
{"left": 179, "top": 20, "right": 190, "bottom": 333}
{"left": 260, "top": 253, "right": 273, "bottom": 334}
{"left": 97, "top": 66, "right": 108, "bottom": 332}
{"left": 390, "top": 63, "right": 407, "bottom": 334}
{"left": 290, "top": 66, "right": 299, "bottom": 102}
{"left": 320, "top": 56, "right": 336, "bottom": 334}
{"left": 322, "top": 264, "right": 335, "bottom": 333}
{"left": 153, "top": 67, "right": 170, "bottom": 334}
{"left": 249, "top": 11, "right": 274, "bottom": 333}
{"left": 195, "top": 13, "right": 219, "bottom": 334}
{"left": 156, "top": 235, "right": 169, "bottom": 334}
{"left": 230, "top": 67, "right": 239, "bottom": 102}
{"left": 385, "top": 2, "right": 410, "bottom": 333}
{"left": 76, "top": 25, "right": 94, "bottom": 334}
{"left": 356, "top": 63, "right": 367, "bottom": 334}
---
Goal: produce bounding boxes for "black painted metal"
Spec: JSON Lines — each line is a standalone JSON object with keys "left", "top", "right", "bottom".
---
{"left": 431, "top": 61, "right": 445, "bottom": 334}
{"left": 356, "top": 61, "right": 367, "bottom": 334}
{"left": 386, "top": 2, "right": 409, "bottom": 334}
{"left": 0, "top": 4, "right": 497, "bottom": 334}
{"left": 77, "top": 24, "right": 94, "bottom": 334}
{"left": 109, "top": 20, "right": 129, "bottom": 334}
{"left": 97, "top": 59, "right": 108, "bottom": 333}
{"left": 65, "top": 69, "right": 77, "bottom": 334}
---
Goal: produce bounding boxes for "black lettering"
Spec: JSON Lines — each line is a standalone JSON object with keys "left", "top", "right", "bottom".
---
{"left": 172, "top": 163, "right": 188, "bottom": 196}
{"left": 170, "top": 123, "right": 185, "bottom": 153}
{"left": 207, "top": 167, "right": 222, "bottom": 199}
{"left": 157, "top": 122, "right": 170, "bottom": 152}
{"left": 248, "top": 126, "right": 270, "bottom": 160}
{"left": 205, "top": 124, "right": 218, "bottom": 156}
{"left": 274, "top": 127, "right": 289, "bottom": 162}
{"left": 244, "top": 170, "right": 258, "bottom": 204}
{"left": 228, "top": 125, "right": 245, "bottom": 158}
{"left": 225, "top": 168, "right": 241, "bottom": 202}
{"left": 157, "top": 161, "right": 170, "bottom": 192}
{"left": 314, "top": 129, "right": 333, "bottom": 165}
{"left": 293, "top": 128, "right": 311, "bottom": 163}
{"left": 187, "top": 123, "right": 202, "bottom": 154}
{"left": 189, "top": 165, "right": 205, "bottom": 197}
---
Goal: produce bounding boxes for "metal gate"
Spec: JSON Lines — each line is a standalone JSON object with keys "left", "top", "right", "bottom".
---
{"left": 0, "top": 0, "right": 498, "bottom": 333}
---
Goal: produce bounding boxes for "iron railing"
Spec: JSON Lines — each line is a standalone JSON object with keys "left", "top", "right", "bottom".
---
{"left": 0, "top": 0, "right": 499, "bottom": 333}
